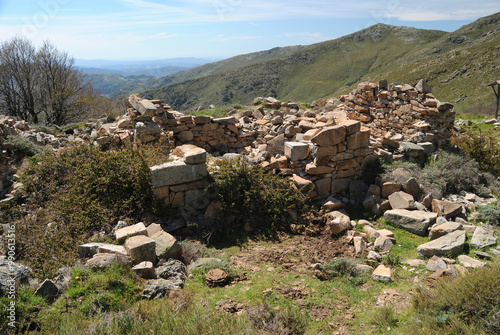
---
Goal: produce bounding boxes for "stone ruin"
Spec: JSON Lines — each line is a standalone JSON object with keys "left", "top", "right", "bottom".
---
{"left": 0, "top": 79, "right": 456, "bottom": 216}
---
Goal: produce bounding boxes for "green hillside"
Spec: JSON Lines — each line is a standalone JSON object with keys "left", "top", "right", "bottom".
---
{"left": 142, "top": 12, "right": 500, "bottom": 113}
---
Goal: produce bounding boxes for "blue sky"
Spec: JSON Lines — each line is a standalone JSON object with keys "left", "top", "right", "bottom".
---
{"left": 0, "top": 0, "right": 498, "bottom": 60}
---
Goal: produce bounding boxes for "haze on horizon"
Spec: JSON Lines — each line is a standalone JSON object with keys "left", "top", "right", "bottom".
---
{"left": 0, "top": 0, "right": 499, "bottom": 61}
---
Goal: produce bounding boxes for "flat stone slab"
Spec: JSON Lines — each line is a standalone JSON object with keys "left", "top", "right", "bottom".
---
{"left": 417, "top": 230, "right": 466, "bottom": 257}
{"left": 384, "top": 209, "right": 437, "bottom": 236}
{"left": 404, "top": 259, "right": 425, "bottom": 267}
{"left": 429, "top": 222, "right": 463, "bottom": 241}
{"left": 115, "top": 222, "right": 148, "bottom": 243}
{"left": 470, "top": 226, "right": 497, "bottom": 249}
{"left": 431, "top": 199, "right": 462, "bottom": 218}
{"left": 457, "top": 255, "right": 486, "bottom": 269}
{"left": 150, "top": 161, "right": 208, "bottom": 188}
{"left": 98, "top": 244, "right": 128, "bottom": 256}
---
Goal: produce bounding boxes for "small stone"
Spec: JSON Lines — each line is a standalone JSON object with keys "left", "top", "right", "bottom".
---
{"left": 372, "top": 264, "right": 394, "bottom": 282}
{"left": 381, "top": 182, "right": 401, "bottom": 199}
{"left": 125, "top": 235, "right": 157, "bottom": 265}
{"left": 474, "top": 251, "right": 493, "bottom": 260}
{"left": 388, "top": 191, "right": 416, "bottom": 210}
{"left": 325, "top": 211, "right": 352, "bottom": 235}
{"left": 367, "top": 251, "right": 381, "bottom": 261}
{"left": 374, "top": 236, "right": 394, "bottom": 252}
{"left": 404, "top": 259, "right": 425, "bottom": 267}
{"left": 132, "top": 261, "right": 156, "bottom": 279}
{"left": 426, "top": 256, "right": 447, "bottom": 271}
{"left": 354, "top": 236, "right": 367, "bottom": 255}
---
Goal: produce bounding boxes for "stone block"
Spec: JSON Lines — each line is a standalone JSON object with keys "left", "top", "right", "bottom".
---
{"left": 125, "top": 236, "right": 157, "bottom": 265}
{"left": 150, "top": 161, "right": 208, "bottom": 187}
{"left": 314, "top": 177, "right": 331, "bottom": 198}
{"left": 284, "top": 142, "right": 310, "bottom": 161}
{"left": 347, "top": 127, "right": 370, "bottom": 150}
{"left": 310, "top": 125, "right": 346, "bottom": 146}
{"left": 429, "top": 222, "right": 463, "bottom": 240}
{"left": 150, "top": 230, "right": 182, "bottom": 259}
{"left": 78, "top": 242, "right": 106, "bottom": 258}
{"left": 132, "top": 261, "right": 156, "bottom": 279}
{"left": 381, "top": 182, "right": 401, "bottom": 198}
{"left": 470, "top": 227, "right": 497, "bottom": 249}
{"left": 431, "top": 199, "right": 463, "bottom": 218}
{"left": 98, "top": 244, "right": 128, "bottom": 256}
{"left": 115, "top": 222, "right": 148, "bottom": 243}
{"left": 371, "top": 264, "right": 394, "bottom": 282}
{"left": 172, "top": 144, "right": 207, "bottom": 164}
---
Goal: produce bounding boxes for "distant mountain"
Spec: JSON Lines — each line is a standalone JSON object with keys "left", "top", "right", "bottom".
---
{"left": 141, "top": 12, "right": 500, "bottom": 113}
{"left": 75, "top": 57, "right": 215, "bottom": 96}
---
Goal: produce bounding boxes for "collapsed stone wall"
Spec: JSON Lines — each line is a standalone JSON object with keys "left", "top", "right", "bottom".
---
{"left": 339, "top": 79, "right": 455, "bottom": 151}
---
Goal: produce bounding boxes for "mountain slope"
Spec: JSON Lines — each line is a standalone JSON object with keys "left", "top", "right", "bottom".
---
{"left": 147, "top": 45, "right": 307, "bottom": 90}
{"left": 142, "top": 12, "right": 500, "bottom": 112}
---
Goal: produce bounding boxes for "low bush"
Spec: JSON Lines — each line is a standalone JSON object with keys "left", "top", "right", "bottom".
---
{"left": 208, "top": 157, "right": 309, "bottom": 234}
{"left": 412, "top": 263, "right": 500, "bottom": 334}
{"left": 3, "top": 134, "right": 43, "bottom": 157}
{"left": 423, "top": 151, "right": 494, "bottom": 196}
{"left": 179, "top": 240, "right": 210, "bottom": 265}
{"left": 452, "top": 126, "right": 500, "bottom": 176}
{"left": 477, "top": 205, "right": 500, "bottom": 226}
{"left": 370, "top": 304, "right": 398, "bottom": 330}
{"left": 11, "top": 144, "right": 170, "bottom": 277}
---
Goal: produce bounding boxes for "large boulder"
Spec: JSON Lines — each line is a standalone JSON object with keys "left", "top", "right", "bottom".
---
{"left": 156, "top": 259, "right": 187, "bottom": 287}
{"left": 371, "top": 264, "right": 394, "bottom": 282}
{"left": 417, "top": 230, "right": 466, "bottom": 257}
{"left": 141, "top": 279, "right": 182, "bottom": 300}
{"left": 384, "top": 209, "right": 437, "bottom": 236}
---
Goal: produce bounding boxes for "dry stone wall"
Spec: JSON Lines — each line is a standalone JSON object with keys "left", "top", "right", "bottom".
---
{"left": 339, "top": 79, "right": 455, "bottom": 151}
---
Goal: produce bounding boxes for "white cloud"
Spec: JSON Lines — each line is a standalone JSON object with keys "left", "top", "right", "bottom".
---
{"left": 216, "top": 34, "right": 264, "bottom": 41}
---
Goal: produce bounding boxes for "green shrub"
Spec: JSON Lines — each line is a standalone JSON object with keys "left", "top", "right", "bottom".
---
{"left": 179, "top": 240, "right": 210, "bottom": 265}
{"left": 452, "top": 126, "right": 500, "bottom": 176}
{"left": 370, "top": 304, "right": 398, "bottom": 329}
{"left": 423, "top": 151, "right": 492, "bottom": 196}
{"left": 208, "top": 157, "right": 309, "bottom": 234}
{"left": 13, "top": 144, "right": 168, "bottom": 277}
{"left": 412, "top": 263, "right": 500, "bottom": 334}
{"left": 477, "top": 205, "right": 500, "bottom": 226}
{"left": 31, "top": 124, "right": 59, "bottom": 135}
{"left": 4, "top": 134, "right": 43, "bottom": 157}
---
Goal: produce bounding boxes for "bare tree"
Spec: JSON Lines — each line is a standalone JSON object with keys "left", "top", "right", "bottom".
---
{"left": 0, "top": 37, "right": 100, "bottom": 125}
{"left": 0, "top": 37, "right": 40, "bottom": 122}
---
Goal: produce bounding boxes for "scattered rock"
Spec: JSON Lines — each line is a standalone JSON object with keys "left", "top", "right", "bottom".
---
{"left": 367, "top": 251, "right": 382, "bottom": 261}
{"left": 384, "top": 209, "right": 437, "bottom": 236}
{"left": 125, "top": 235, "right": 157, "bottom": 265}
{"left": 325, "top": 211, "right": 352, "bottom": 235}
{"left": 429, "top": 221, "right": 463, "bottom": 240}
{"left": 372, "top": 264, "right": 394, "bottom": 282}
{"left": 115, "top": 222, "right": 148, "bottom": 243}
{"left": 470, "top": 226, "right": 497, "bottom": 249}
{"left": 431, "top": 199, "right": 463, "bottom": 218}
{"left": 156, "top": 259, "right": 187, "bottom": 287}
{"left": 457, "top": 255, "right": 486, "bottom": 269}
{"left": 150, "top": 230, "right": 182, "bottom": 260}
{"left": 426, "top": 256, "right": 447, "bottom": 271}
{"left": 78, "top": 242, "right": 106, "bottom": 258}
{"left": 474, "top": 251, "right": 493, "bottom": 260}
{"left": 35, "top": 279, "right": 59, "bottom": 302}
{"left": 141, "top": 278, "right": 181, "bottom": 300}
{"left": 132, "top": 261, "right": 156, "bottom": 279}
{"left": 353, "top": 236, "right": 367, "bottom": 255}
{"left": 216, "top": 299, "right": 248, "bottom": 315}
{"left": 404, "top": 259, "right": 425, "bottom": 267}
{"left": 381, "top": 182, "right": 401, "bottom": 199}
{"left": 417, "top": 230, "right": 466, "bottom": 257}
{"left": 374, "top": 236, "right": 394, "bottom": 252}
{"left": 388, "top": 191, "right": 416, "bottom": 210}
{"left": 85, "top": 253, "right": 131, "bottom": 269}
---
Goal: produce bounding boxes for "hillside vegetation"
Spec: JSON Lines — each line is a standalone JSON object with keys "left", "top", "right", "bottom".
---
{"left": 142, "top": 12, "right": 500, "bottom": 113}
